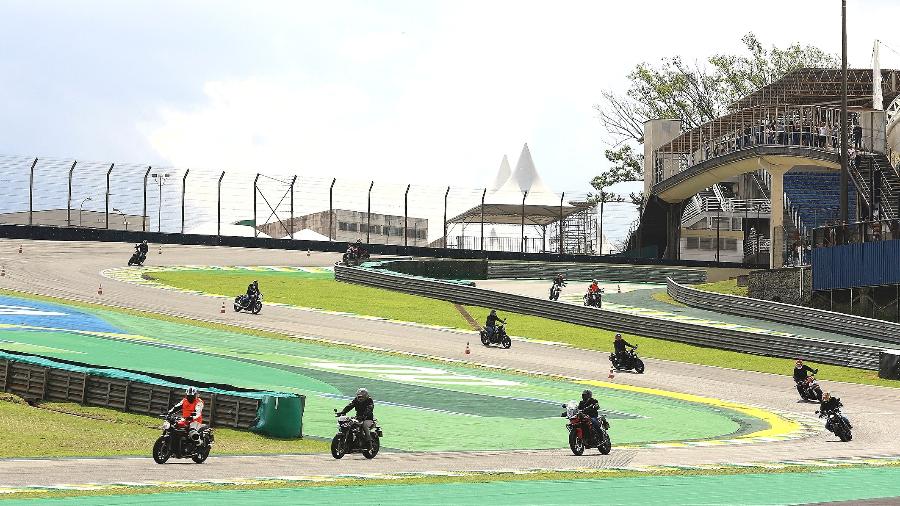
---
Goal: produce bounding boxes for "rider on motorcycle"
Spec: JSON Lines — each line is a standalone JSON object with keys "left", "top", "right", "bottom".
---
{"left": 818, "top": 392, "right": 843, "bottom": 432}
{"left": 485, "top": 310, "right": 506, "bottom": 340}
{"left": 167, "top": 386, "right": 205, "bottom": 444}
{"left": 246, "top": 280, "right": 260, "bottom": 306}
{"left": 137, "top": 240, "right": 149, "bottom": 255}
{"left": 553, "top": 273, "right": 566, "bottom": 288}
{"left": 613, "top": 333, "right": 636, "bottom": 364}
{"left": 578, "top": 389, "right": 604, "bottom": 438}
{"left": 793, "top": 359, "right": 818, "bottom": 396}
{"left": 337, "top": 388, "right": 375, "bottom": 450}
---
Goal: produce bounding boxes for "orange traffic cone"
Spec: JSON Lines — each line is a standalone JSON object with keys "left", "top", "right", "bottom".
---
{"left": 608, "top": 368, "right": 615, "bottom": 379}
{"left": 98, "top": 284, "right": 103, "bottom": 296}
{"left": 1, "top": 267, "right": 5, "bottom": 277}
{"left": 18, "top": 245, "right": 22, "bottom": 254}
{"left": 307, "top": 249, "right": 311, "bottom": 257}
{"left": 617, "top": 284, "right": 621, "bottom": 293}
{"left": 465, "top": 342, "right": 471, "bottom": 355}
{"left": 220, "top": 301, "right": 226, "bottom": 314}
{"left": 158, "top": 245, "right": 162, "bottom": 255}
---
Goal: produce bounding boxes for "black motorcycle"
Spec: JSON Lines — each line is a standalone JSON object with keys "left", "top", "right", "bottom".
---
{"left": 331, "top": 409, "right": 383, "bottom": 459}
{"left": 797, "top": 376, "right": 823, "bottom": 402}
{"left": 152, "top": 412, "right": 214, "bottom": 464}
{"left": 610, "top": 347, "right": 645, "bottom": 374}
{"left": 818, "top": 408, "right": 852, "bottom": 442}
{"left": 549, "top": 283, "right": 564, "bottom": 301}
{"left": 127, "top": 246, "right": 147, "bottom": 266}
{"left": 583, "top": 290, "right": 603, "bottom": 308}
{"left": 480, "top": 323, "right": 512, "bottom": 349}
{"left": 342, "top": 247, "right": 370, "bottom": 267}
{"left": 234, "top": 293, "right": 263, "bottom": 314}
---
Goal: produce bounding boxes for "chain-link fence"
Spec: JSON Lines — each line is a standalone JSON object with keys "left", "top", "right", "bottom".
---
{"left": 0, "top": 154, "right": 637, "bottom": 255}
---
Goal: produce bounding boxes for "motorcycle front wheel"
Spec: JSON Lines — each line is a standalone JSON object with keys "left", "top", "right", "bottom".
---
{"left": 252, "top": 301, "right": 262, "bottom": 314}
{"left": 480, "top": 332, "right": 490, "bottom": 346}
{"left": 330, "top": 434, "right": 346, "bottom": 459}
{"left": 501, "top": 336, "right": 512, "bottom": 349}
{"left": 568, "top": 431, "right": 585, "bottom": 456}
{"left": 152, "top": 437, "right": 171, "bottom": 464}
{"left": 634, "top": 359, "right": 645, "bottom": 374}
{"left": 598, "top": 431, "right": 612, "bottom": 455}
{"left": 192, "top": 446, "right": 211, "bottom": 464}
{"left": 363, "top": 435, "right": 380, "bottom": 459}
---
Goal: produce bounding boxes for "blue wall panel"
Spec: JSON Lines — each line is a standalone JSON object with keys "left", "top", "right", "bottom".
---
{"left": 813, "top": 239, "right": 900, "bottom": 290}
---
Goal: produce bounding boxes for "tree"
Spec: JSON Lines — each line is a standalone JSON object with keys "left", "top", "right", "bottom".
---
{"left": 589, "top": 145, "right": 644, "bottom": 211}
{"left": 595, "top": 33, "right": 839, "bottom": 145}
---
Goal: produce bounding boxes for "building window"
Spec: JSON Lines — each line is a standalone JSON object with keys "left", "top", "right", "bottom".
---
{"left": 686, "top": 237, "right": 699, "bottom": 249}
{"left": 338, "top": 221, "right": 349, "bottom": 231}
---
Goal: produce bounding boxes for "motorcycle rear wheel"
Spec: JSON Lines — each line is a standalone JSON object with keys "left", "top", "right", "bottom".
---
{"left": 838, "top": 427, "right": 853, "bottom": 442}
{"left": 634, "top": 359, "right": 645, "bottom": 374}
{"left": 192, "top": 446, "right": 211, "bottom": 464}
{"left": 598, "top": 431, "right": 612, "bottom": 455}
{"left": 363, "top": 435, "right": 380, "bottom": 459}
{"left": 152, "top": 437, "right": 170, "bottom": 464}
{"left": 331, "top": 435, "right": 346, "bottom": 459}
{"left": 568, "top": 431, "right": 585, "bottom": 456}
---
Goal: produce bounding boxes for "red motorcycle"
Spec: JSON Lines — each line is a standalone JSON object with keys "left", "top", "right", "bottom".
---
{"left": 562, "top": 401, "right": 611, "bottom": 455}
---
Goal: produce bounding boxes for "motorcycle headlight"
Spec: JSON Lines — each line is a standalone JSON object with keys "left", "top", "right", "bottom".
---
{"left": 162, "top": 421, "right": 171, "bottom": 429}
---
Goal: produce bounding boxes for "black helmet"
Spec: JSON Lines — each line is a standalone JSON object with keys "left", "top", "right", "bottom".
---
{"left": 615, "top": 333, "right": 622, "bottom": 339}
{"left": 581, "top": 389, "right": 592, "bottom": 399}
{"left": 490, "top": 309, "right": 497, "bottom": 315}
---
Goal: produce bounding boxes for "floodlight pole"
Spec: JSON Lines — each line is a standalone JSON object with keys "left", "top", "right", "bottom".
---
{"left": 289, "top": 175, "right": 297, "bottom": 239}
{"left": 520, "top": 191, "right": 528, "bottom": 253}
{"left": 28, "top": 158, "right": 37, "bottom": 226}
{"left": 105, "top": 164, "right": 115, "bottom": 230}
{"left": 480, "top": 188, "right": 486, "bottom": 252}
{"left": 443, "top": 186, "right": 450, "bottom": 248}
{"left": 558, "top": 191, "right": 565, "bottom": 254}
{"left": 253, "top": 173, "right": 260, "bottom": 238}
{"left": 839, "top": 0, "right": 849, "bottom": 224}
{"left": 181, "top": 169, "right": 189, "bottom": 234}
{"left": 142, "top": 166, "right": 151, "bottom": 232}
{"left": 404, "top": 184, "right": 410, "bottom": 247}
{"left": 329, "top": 178, "right": 336, "bottom": 241}
{"left": 367, "top": 181, "right": 374, "bottom": 243}
{"left": 217, "top": 171, "right": 225, "bottom": 238}
{"left": 66, "top": 161, "right": 77, "bottom": 227}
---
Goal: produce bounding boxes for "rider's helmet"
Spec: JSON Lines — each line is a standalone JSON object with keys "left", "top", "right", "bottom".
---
{"left": 185, "top": 386, "right": 198, "bottom": 402}
{"left": 490, "top": 309, "right": 497, "bottom": 316}
{"left": 795, "top": 359, "right": 803, "bottom": 368}
{"left": 356, "top": 388, "right": 369, "bottom": 399}
{"left": 615, "top": 333, "right": 622, "bottom": 340}
{"left": 142, "top": 240, "right": 147, "bottom": 244}
{"left": 581, "top": 389, "right": 592, "bottom": 400}
{"left": 822, "top": 391, "right": 831, "bottom": 402}
{"left": 592, "top": 279, "right": 597, "bottom": 283}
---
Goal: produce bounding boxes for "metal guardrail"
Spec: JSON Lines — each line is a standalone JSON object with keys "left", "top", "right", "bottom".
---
{"left": 335, "top": 264, "right": 883, "bottom": 370}
{"left": 0, "top": 356, "right": 261, "bottom": 429}
{"left": 666, "top": 278, "right": 900, "bottom": 347}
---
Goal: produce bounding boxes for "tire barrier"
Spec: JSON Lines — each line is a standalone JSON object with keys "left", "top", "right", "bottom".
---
{"left": 335, "top": 264, "right": 883, "bottom": 370}
{"left": 666, "top": 278, "right": 900, "bottom": 347}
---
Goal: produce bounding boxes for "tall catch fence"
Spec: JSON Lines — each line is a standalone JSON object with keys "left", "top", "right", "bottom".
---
{"left": 0, "top": 154, "right": 639, "bottom": 255}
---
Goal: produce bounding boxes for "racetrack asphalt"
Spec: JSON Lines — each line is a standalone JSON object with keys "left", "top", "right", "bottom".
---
{"left": 0, "top": 239, "right": 899, "bottom": 488}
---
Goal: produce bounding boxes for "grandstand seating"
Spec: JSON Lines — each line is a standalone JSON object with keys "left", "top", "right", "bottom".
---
{"left": 783, "top": 172, "right": 858, "bottom": 230}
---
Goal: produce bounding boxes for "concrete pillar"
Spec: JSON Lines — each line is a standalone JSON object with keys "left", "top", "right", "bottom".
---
{"left": 769, "top": 168, "right": 786, "bottom": 269}
{"left": 643, "top": 119, "right": 683, "bottom": 197}
{"left": 860, "top": 110, "right": 887, "bottom": 153}
{"left": 665, "top": 201, "right": 684, "bottom": 260}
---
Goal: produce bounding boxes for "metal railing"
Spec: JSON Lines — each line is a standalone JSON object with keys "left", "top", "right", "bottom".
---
{"left": 335, "top": 264, "right": 883, "bottom": 369}
{"left": 813, "top": 219, "right": 900, "bottom": 248}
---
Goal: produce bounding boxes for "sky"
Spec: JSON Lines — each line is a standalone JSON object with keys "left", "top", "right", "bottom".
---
{"left": 2, "top": 0, "right": 900, "bottom": 243}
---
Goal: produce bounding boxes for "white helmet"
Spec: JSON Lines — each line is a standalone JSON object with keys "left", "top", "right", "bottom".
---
{"left": 185, "top": 386, "right": 199, "bottom": 398}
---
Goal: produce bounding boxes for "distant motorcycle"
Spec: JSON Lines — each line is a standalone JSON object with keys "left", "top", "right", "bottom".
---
{"left": 127, "top": 245, "right": 147, "bottom": 266}
{"left": 233, "top": 293, "right": 263, "bottom": 314}
{"left": 152, "top": 412, "right": 214, "bottom": 464}
{"left": 331, "top": 409, "right": 383, "bottom": 459}
{"left": 549, "top": 283, "right": 565, "bottom": 301}
{"left": 610, "top": 347, "right": 645, "bottom": 374}
{"left": 818, "top": 407, "right": 852, "bottom": 442}
{"left": 562, "top": 401, "right": 611, "bottom": 455}
{"left": 480, "top": 322, "right": 512, "bottom": 349}
{"left": 583, "top": 290, "right": 603, "bottom": 308}
{"left": 342, "top": 246, "right": 370, "bottom": 267}
{"left": 797, "top": 376, "right": 823, "bottom": 402}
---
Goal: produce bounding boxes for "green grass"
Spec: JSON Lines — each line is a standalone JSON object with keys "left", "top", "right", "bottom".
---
{"left": 0, "top": 393, "right": 329, "bottom": 459}
{"left": 146, "top": 271, "right": 900, "bottom": 389}
{"left": 693, "top": 278, "right": 748, "bottom": 297}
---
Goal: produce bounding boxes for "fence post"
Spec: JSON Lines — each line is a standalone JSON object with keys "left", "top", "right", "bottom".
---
{"left": 367, "top": 181, "right": 374, "bottom": 243}
{"left": 217, "top": 171, "right": 225, "bottom": 238}
{"left": 329, "top": 178, "right": 336, "bottom": 241}
{"left": 142, "top": 166, "right": 151, "bottom": 232}
{"left": 558, "top": 191, "right": 564, "bottom": 254}
{"left": 404, "top": 184, "right": 411, "bottom": 247}
{"left": 66, "top": 161, "right": 77, "bottom": 227}
{"left": 520, "top": 191, "right": 528, "bottom": 253}
{"left": 480, "top": 188, "right": 486, "bottom": 251}
{"left": 181, "top": 169, "right": 189, "bottom": 234}
{"left": 28, "top": 158, "right": 37, "bottom": 226}
{"left": 289, "top": 175, "right": 297, "bottom": 239}
{"left": 105, "top": 164, "right": 115, "bottom": 230}
{"left": 253, "top": 174, "right": 260, "bottom": 238}
{"left": 443, "top": 186, "right": 450, "bottom": 248}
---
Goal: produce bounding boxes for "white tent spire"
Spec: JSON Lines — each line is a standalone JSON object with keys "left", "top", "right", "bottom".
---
{"left": 489, "top": 143, "right": 560, "bottom": 206}
{"left": 489, "top": 155, "right": 512, "bottom": 191}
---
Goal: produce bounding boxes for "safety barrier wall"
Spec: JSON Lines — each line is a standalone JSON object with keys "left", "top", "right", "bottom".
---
{"left": 485, "top": 261, "right": 707, "bottom": 284}
{"left": 334, "top": 265, "right": 883, "bottom": 370}
{"left": 0, "top": 352, "right": 304, "bottom": 437}
{"left": 0, "top": 224, "right": 762, "bottom": 269}
{"left": 666, "top": 278, "right": 900, "bottom": 346}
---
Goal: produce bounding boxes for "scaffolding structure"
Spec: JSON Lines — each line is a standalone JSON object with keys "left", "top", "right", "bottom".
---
{"left": 548, "top": 201, "right": 596, "bottom": 254}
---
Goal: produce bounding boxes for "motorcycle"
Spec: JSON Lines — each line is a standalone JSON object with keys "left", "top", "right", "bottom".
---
{"left": 127, "top": 246, "right": 147, "bottom": 266}
{"left": 818, "top": 408, "right": 852, "bottom": 442}
{"left": 480, "top": 322, "right": 512, "bottom": 349}
{"left": 342, "top": 246, "right": 370, "bottom": 267}
{"left": 549, "top": 282, "right": 565, "bottom": 301}
{"left": 583, "top": 290, "right": 603, "bottom": 308}
{"left": 561, "top": 401, "right": 611, "bottom": 455}
{"left": 234, "top": 293, "right": 263, "bottom": 314}
{"left": 609, "top": 347, "right": 645, "bottom": 374}
{"left": 152, "top": 412, "right": 214, "bottom": 464}
{"left": 331, "top": 409, "right": 383, "bottom": 459}
{"left": 797, "top": 376, "right": 823, "bottom": 402}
